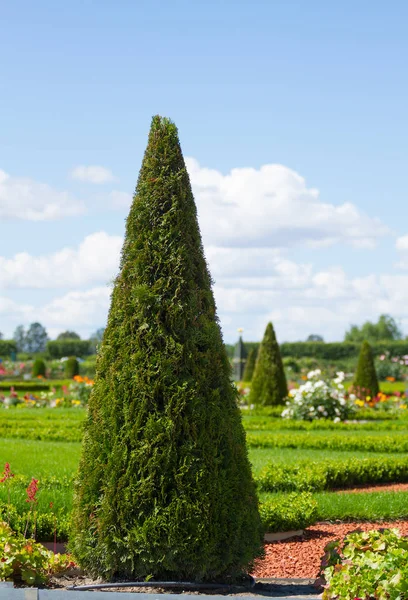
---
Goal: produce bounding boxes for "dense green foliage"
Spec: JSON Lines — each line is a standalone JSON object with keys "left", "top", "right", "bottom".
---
{"left": 64, "top": 357, "right": 79, "bottom": 379}
{"left": 258, "top": 456, "right": 408, "bottom": 492}
{"left": 47, "top": 340, "right": 91, "bottom": 358}
{"left": 32, "top": 359, "right": 46, "bottom": 378}
{"left": 353, "top": 340, "right": 379, "bottom": 398}
{"left": 250, "top": 323, "right": 287, "bottom": 406}
{"left": 70, "top": 116, "right": 262, "bottom": 581}
{"left": 344, "top": 313, "right": 403, "bottom": 343}
{"left": 242, "top": 348, "right": 257, "bottom": 381}
{"left": 0, "top": 340, "right": 17, "bottom": 357}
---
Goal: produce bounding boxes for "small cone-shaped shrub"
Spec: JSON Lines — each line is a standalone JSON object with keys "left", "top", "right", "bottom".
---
{"left": 32, "top": 359, "right": 46, "bottom": 378}
{"left": 242, "top": 348, "right": 257, "bottom": 382}
{"left": 64, "top": 357, "right": 79, "bottom": 379}
{"left": 70, "top": 116, "right": 262, "bottom": 581}
{"left": 250, "top": 323, "right": 287, "bottom": 405}
{"left": 353, "top": 340, "right": 379, "bottom": 398}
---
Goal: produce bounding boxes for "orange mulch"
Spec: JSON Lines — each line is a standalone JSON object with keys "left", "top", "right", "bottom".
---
{"left": 252, "top": 521, "right": 408, "bottom": 579}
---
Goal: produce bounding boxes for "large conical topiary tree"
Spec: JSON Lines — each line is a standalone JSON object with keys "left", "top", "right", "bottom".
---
{"left": 353, "top": 340, "right": 379, "bottom": 398}
{"left": 70, "top": 116, "right": 263, "bottom": 581}
{"left": 250, "top": 322, "right": 288, "bottom": 405}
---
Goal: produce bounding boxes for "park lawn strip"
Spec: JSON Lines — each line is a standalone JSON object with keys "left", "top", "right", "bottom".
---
{"left": 246, "top": 431, "right": 408, "bottom": 452}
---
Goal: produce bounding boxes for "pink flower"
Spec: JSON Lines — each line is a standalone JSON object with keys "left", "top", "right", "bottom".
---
{"left": 0, "top": 463, "right": 14, "bottom": 483}
{"left": 26, "top": 478, "right": 39, "bottom": 503}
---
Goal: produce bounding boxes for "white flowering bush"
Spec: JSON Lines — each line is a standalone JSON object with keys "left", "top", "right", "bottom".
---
{"left": 282, "top": 370, "right": 355, "bottom": 422}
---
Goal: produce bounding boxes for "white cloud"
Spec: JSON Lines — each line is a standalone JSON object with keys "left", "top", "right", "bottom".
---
{"left": 395, "top": 235, "right": 408, "bottom": 269}
{"left": 0, "top": 169, "right": 86, "bottom": 221}
{"left": 42, "top": 287, "right": 112, "bottom": 331}
{"left": 0, "top": 232, "right": 123, "bottom": 289}
{"left": 110, "top": 190, "right": 133, "bottom": 209}
{"left": 71, "top": 165, "right": 116, "bottom": 184}
{"left": 186, "top": 158, "right": 389, "bottom": 249}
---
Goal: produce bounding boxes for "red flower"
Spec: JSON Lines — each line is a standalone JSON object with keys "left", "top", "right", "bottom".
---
{"left": 26, "top": 478, "right": 39, "bottom": 503}
{"left": 0, "top": 463, "right": 14, "bottom": 483}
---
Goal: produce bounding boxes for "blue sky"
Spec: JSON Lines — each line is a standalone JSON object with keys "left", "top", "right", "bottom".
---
{"left": 1, "top": 0, "right": 408, "bottom": 343}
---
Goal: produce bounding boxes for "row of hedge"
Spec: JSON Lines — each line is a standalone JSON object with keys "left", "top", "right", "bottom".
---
{"left": 0, "top": 380, "right": 73, "bottom": 391}
{"left": 258, "top": 456, "right": 408, "bottom": 492}
{"left": 0, "top": 339, "right": 93, "bottom": 359}
{"left": 243, "top": 417, "right": 408, "bottom": 432}
{"left": 0, "top": 493, "right": 318, "bottom": 540}
{"left": 246, "top": 432, "right": 408, "bottom": 453}
{"left": 226, "top": 340, "right": 408, "bottom": 361}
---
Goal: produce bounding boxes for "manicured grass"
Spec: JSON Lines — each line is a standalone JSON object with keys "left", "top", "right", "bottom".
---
{"left": 0, "top": 438, "right": 81, "bottom": 514}
{"left": 315, "top": 490, "right": 408, "bottom": 522}
{"left": 0, "top": 438, "right": 81, "bottom": 477}
{"left": 4, "top": 408, "right": 408, "bottom": 531}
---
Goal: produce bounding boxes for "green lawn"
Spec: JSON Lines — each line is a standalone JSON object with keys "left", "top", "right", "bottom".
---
{"left": 3, "top": 407, "right": 408, "bottom": 531}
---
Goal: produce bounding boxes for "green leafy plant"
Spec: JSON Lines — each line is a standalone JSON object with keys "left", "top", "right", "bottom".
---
{"left": 70, "top": 116, "right": 263, "bottom": 581}
{"left": 322, "top": 528, "right": 408, "bottom": 599}
{"left": 250, "top": 322, "right": 288, "bottom": 406}
{"left": 0, "top": 521, "right": 74, "bottom": 586}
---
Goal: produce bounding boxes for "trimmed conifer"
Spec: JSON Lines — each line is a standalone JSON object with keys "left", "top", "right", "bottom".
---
{"left": 250, "top": 322, "right": 288, "bottom": 405}
{"left": 70, "top": 116, "right": 263, "bottom": 581}
{"left": 32, "top": 359, "right": 46, "bottom": 378}
{"left": 64, "top": 357, "right": 79, "bottom": 379}
{"left": 242, "top": 348, "right": 257, "bottom": 382}
{"left": 353, "top": 340, "right": 379, "bottom": 398}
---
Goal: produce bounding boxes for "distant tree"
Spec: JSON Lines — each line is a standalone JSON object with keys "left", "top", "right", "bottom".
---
{"left": 345, "top": 314, "right": 403, "bottom": 343}
{"left": 306, "top": 334, "right": 324, "bottom": 342}
{"left": 89, "top": 327, "right": 105, "bottom": 353}
{"left": 250, "top": 322, "right": 288, "bottom": 406}
{"left": 0, "top": 332, "right": 3, "bottom": 340}
{"left": 57, "top": 331, "right": 81, "bottom": 340}
{"left": 25, "top": 323, "right": 49, "bottom": 353}
{"left": 13, "top": 325, "right": 27, "bottom": 352}
{"left": 352, "top": 340, "right": 379, "bottom": 398}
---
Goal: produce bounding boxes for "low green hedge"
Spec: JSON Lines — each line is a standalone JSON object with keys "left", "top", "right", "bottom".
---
{"left": 0, "top": 380, "right": 72, "bottom": 392}
{"left": 260, "top": 492, "right": 318, "bottom": 533}
{"left": 247, "top": 432, "right": 408, "bottom": 453}
{"left": 243, "top": 417, "right": 408, "bottom": 432}
{"left": 258, "top": 456, "right": 408, "bottom": 493}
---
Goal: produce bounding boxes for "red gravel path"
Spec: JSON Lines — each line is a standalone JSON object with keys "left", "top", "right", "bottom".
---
{"left": 252, "top": 521, "right": 408, "bottom": 579}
